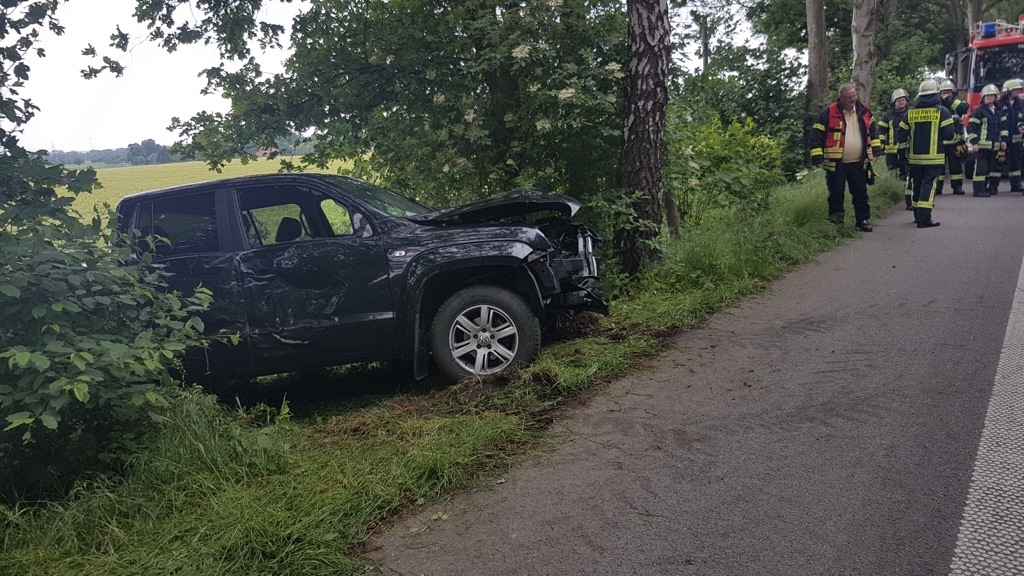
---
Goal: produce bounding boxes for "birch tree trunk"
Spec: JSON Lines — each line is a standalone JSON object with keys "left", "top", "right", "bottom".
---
{"left": 805, "top": 0, "right": 828, "bottom": 164}
{"left": 851, "top": 0, "right": 881, "bottom": 105}
{"left": 613, "top": 0, "right": 670, "bottom": 276}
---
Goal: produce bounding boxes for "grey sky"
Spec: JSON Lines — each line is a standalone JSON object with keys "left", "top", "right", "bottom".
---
{"left": 19, "top": 0, "right": 296, "bottom": 152}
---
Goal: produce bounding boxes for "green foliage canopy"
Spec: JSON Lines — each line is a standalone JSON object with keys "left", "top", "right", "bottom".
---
{"left": 118, "top": 0, "right": 628, "bottom": 207}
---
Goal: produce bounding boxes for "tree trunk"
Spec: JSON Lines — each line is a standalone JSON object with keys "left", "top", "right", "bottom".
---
{"left": 664, "top": 186, "right": 681, "bottom": 239}
{"left": 804, "top": 0, "right": 828, "bottom": 165}
{"left": 613, "top": 0, "right": 671, "bottom": 276}
{"left": 851, "top": 0, "right": 881, "bottom": 105}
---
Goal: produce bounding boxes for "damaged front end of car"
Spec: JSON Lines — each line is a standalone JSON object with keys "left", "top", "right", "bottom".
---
{"left": 409, "top": 188, "right": 609, "bottom": 317}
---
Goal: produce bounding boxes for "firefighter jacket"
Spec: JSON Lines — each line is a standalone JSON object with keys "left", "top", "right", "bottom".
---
{"left": 896, "top": 94, "right": 956, "bottom": 165}
{"left": 940, "top": 96, "right": 968, "bottom": 142}
{"left": 809, "top": 100, "right": 879, "bottom": 164}
{"left": 877, "top": 107, "right": 908, "bottom": 154}
{"left": 999, "top": 97, "right": 1024, "bottom": 145}
{"left": 968, "top": 103, "right": 1003, "bottom": 151}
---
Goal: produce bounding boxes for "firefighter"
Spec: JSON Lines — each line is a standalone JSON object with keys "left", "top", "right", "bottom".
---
{"left": 999, "top": 78, "right": 1024, "bottom": 192}
{"left": 809, "top": 83, "right": 880, "bottom": 232}
{"left": 878, "top": 88, "right": 912, "bottom": 209}
{"left": 967, "top": 84, "right": 1004, "bottom": 197}
{"left": 897, "top": 79, "right": 955, "bottom": 228}
{"left": 937, "top": 79, "right": 968, "bottom": 195}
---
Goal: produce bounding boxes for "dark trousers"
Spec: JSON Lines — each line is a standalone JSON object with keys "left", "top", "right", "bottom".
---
{"left": 937, "top": 146, "right": 964, "bottom": 193}
{"left": 825, "top": 161, "right": 870, "bottom": 223}
{"left": 909, "top": 164, "right": 941, "bottom": 223}
{"left": 974, "top": 150, "right": 1001, "bottom": 193}
{"left": 1009, "top": 142, "right": 1022, "bottom": 190}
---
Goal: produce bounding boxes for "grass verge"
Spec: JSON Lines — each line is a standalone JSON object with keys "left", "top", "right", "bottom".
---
{"left": 0, "top": 170, "right": 904, "bottom": 575}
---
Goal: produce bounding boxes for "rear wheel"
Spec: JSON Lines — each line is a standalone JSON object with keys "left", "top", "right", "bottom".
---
{"left": 430, "top": 285, "right": 541, "bottom": 380}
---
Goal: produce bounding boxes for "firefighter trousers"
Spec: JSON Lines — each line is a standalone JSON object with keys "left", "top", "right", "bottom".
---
{"left": 974, "top": 149, "right": 1001, "bottom": 194}
{"left": 909, "top": 164, "right": 941, "bottom": 224}
{"left": 936, "top": 146, "right": 964, "bottom": 193}
{"left": 826, "top": 161, "right": 870, "bottom": 224}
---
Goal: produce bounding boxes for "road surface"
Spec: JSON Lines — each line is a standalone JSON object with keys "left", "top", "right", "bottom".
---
{"left": 369, "top": 186, "right": 1024, "bottom": 576}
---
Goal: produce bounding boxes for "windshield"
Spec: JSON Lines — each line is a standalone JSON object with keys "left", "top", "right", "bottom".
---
{"left": 972, "top": 43, "right": 1024, "bottom": 91}
{"left": 322, "top": 175, "right": 434, "bottom": 217}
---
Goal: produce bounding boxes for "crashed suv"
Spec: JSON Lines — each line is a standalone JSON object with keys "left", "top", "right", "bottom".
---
{"left": 116, "top": 173, "right": 607, "bottom": 381}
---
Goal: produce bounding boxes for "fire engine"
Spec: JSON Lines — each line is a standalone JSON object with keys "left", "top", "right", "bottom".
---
{"left": 946, "top": 15, "right": 1024, "bottom": 113}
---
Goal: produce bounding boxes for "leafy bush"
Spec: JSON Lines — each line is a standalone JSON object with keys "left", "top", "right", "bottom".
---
{"left": 0, "top": 166, "right": 213, "bottom": 502}
{"left": 665, "top": 111, "right": 786, "bottom": 225}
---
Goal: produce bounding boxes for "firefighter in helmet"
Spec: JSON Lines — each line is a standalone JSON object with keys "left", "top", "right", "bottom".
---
{"left": 878, "top": 88, "right": 912, "bottom": 209}
{"left": 999, "top": 78, "right": 1024, "bottom": 192}
{"left": 967, "top": 83, "right": 1005, "bottom": 197}
{"left": 937, "top": 79, "right": 968, "bottom": 195}
{"left": 897, "top": 79, "right": 955, "bottom": 228}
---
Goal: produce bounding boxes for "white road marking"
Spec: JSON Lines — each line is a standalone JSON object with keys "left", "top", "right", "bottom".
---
{"left": 948, "top": 253, "right": 1024, "bottom": 575}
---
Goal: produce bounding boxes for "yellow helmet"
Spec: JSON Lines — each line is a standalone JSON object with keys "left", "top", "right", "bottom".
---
{"left": 890, "top": 88, "right": 909, "bottom": 104}
{"left": 982, "top": 84, "right": 1000, "bottom": 97}
{"left": 918, "top": 79, "right": 940, "bottom": 95}
{"left": 1002, "top": 78, "right": 1024, "bottom": 92}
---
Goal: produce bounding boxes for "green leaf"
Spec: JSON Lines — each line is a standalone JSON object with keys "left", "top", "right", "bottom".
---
{"left": 11, "top": 351, "right": 31, "bottom": 367}
{"left": 39, "top": 413, "right": 59, "bottom": 430}
{"left": 3, "top": 412, "right": 34, "bottom": 431}
{"left": 144, "top": 392, "right": 170, "bottom": 407}
{"left": 71, "top": 382, "right": 89, "bottom": 402}
{"left": 30, "top": 353, "right": 51, "bottom": 370}
{"left": 0, "top": 285, "right": 20, "bottom": 298}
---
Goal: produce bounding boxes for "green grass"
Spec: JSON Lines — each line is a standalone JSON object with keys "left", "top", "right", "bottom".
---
{"left": 0, "top": 167, "right": 905, "bottom": 575}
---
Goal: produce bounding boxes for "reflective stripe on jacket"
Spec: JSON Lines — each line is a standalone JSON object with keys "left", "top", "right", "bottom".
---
{"left": 809, "top": 101, "right": 877, "bottom": 161}
{"left": 968, "top": 105, "right": 1002, "bottom": 150}
{"left": 897, "top": 95, "right": 955, "bottom": 165}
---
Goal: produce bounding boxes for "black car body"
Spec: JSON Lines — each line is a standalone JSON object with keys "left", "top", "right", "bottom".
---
{"left": 116, "top": 173, "right": 606, "bottom": 381}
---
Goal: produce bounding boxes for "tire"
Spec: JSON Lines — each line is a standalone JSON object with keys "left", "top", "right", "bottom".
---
{"left": 430, "top": 285, "right": 541, "bottom": 380}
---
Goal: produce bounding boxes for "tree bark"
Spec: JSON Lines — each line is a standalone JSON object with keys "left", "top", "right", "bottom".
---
{"left": 851, "top": 0, "right": 881, "bottom": 106}
{"left": 613, "top": 0, "right": 670, "bottom": 276}
{"left": 804, "top": 0, "right": 828, "bottom": 165}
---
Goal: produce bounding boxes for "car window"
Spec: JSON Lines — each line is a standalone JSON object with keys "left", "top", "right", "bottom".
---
{"left": 237, "top": 186, "right": 366, "bottom": 248}
{"left": 245, "top": 202, "right": 313, "bottom": 245}
{"left": 321, "top": 198, "right": 354, "bottom": 236}
{"left": 134, "top": 192, "right": 219, "bottom": 258}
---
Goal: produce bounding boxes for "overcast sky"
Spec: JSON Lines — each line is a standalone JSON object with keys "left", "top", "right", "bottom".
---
{"left": 18, "top": 0, "right": 299, "bottom": 152}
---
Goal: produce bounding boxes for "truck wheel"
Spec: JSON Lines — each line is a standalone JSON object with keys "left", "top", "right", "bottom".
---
{"left": 431, "top": 285, "right": 541, "bottom": 380}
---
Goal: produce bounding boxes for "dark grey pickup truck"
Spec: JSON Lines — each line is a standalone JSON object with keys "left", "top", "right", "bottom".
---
{"left": 116, "top": 173, "right": 607, "bottom": 381}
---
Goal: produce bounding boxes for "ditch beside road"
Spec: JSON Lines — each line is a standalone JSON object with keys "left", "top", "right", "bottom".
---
{"left": 369, "top": 184, "right": 1024, "bottom": 575}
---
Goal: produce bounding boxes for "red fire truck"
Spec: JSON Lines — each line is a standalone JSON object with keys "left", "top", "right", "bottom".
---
{"left": 946, "top": 16, "right": 1024, "bottom": 112}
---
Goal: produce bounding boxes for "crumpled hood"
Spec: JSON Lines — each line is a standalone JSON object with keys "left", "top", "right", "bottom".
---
{"left": 408, "top": 188, "right": 580, "bottom": 225}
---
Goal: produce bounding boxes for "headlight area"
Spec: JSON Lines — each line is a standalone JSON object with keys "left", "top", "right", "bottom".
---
{"left": 526, "top": 229, "right": 608, "bottom": 316}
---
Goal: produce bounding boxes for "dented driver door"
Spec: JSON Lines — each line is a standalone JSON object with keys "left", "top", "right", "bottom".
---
{"left": 232, "top": 185, "right": 397, "bottom": 374}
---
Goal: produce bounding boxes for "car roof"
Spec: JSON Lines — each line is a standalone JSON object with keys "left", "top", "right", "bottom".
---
{"left": 116, "top": 172, "right": 341, "bottom": 206}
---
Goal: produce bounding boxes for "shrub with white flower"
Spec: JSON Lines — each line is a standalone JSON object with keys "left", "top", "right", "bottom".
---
{"left": 512, "top": 45, "right": 531, "bottom": 59}
{"left": 557, "top": 88, "right": 576, "bottom": 99}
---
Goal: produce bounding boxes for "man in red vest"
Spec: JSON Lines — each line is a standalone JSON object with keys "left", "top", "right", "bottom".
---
{"left": 809, "top": 83, "right": 881, "bottom": 232}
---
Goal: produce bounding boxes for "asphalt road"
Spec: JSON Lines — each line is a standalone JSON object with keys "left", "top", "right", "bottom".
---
{"left": 369, "top": 182, "right": 1024, "bottom": 576}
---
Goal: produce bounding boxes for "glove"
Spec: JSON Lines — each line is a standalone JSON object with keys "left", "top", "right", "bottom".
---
{"left": 811, "top": 156, "right": 824, "bottom": 167}
{"left": 956, "top": 143, "right": 968, "bottom": 158}
{"left": 865, "top": 161, "right": 875, "bottom": 185}
{"left": 997, "top": 149, "right": 1007, "bottom": 163}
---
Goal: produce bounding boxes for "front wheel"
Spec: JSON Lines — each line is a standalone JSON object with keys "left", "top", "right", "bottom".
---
{"left": 430, "top": 285, "right": 541, "bottom": 380}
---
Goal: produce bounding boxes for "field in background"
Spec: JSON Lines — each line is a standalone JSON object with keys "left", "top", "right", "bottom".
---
{"left": 71, "top": 158, "right": 349, "bottom": 218}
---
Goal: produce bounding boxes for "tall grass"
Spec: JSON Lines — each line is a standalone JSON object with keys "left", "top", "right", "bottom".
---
{"left": 1, "top": 168, "right": 904, "bottom": 575}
